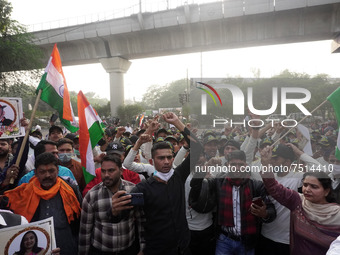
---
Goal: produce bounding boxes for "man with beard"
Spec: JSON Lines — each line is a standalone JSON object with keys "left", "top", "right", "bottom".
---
{"left": 4, "top": 152, "right": 81, "bottom": 255}
{"left": 190, "top": 150, "right": 276, "bottom": 254}
{"left": 79, "top": 154, "right": 145, "bottom": 255}
{"left": 0, "top": 139, "right": 19, "bottom": 190}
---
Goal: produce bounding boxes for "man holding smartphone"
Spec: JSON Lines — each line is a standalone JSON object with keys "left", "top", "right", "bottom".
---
{"left": 190, "top": 150, "right": 276, "bottom": 255}
{"left": 129, "top": 112, "right": 203, "bottom": 255}
{"left": 79, "top": 154, "right": 145, "bottom": 255}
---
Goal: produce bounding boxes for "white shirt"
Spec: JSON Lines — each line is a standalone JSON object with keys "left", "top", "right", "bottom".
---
{"left": 327, "top": 235, "right": 340, "bottom": 255}
{"left": 185, "top": 174, "right": 213, "bottom": 231}
{"left": 221, "top": 186, "right": 241, "bottom": 236}
{"left": 232, "top": 186, "right": 241, "bottom": 235}
{"left": 123, "top": 149, "right": 155, "bottom": 177}
{"left": 125, "top": 126, "right": 133, "bottom": 133}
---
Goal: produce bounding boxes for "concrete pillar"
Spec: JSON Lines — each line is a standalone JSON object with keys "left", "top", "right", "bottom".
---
{"left": 331, "top": 34, "right": 340, "bottom": 53}
{"left": 99, "top": 57, "right": 131, "bottom": 117}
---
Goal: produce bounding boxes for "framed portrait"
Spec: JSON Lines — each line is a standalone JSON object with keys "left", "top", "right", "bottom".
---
{"left": 0, "top": 217, "right": 56, "bottom": 255}
{"left": 0, "top": 97, "right": 25, "bottom": 139}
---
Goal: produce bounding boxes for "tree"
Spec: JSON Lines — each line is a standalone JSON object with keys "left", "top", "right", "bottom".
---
{"left": 0, "top": 0, "right": 46, "bottom": 121}
{"left": 117, "top": 103, "right": 145, "bottom": 125}
{"left": 0, "top": 0, "right": 43, "bottom": 73}
{"left": 94, "top": 102, "right": 111, "bottom": 119}
{"left": 142, "top": 79, "right": 188, "bottom": 109}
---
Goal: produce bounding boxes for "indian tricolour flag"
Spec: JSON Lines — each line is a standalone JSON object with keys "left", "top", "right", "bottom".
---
{"left": 78, "top": 91, "right": 104, "bottom": 183}
{"left": 327, "top": 87, "right": 340, "bottom": 160}
{"left": 36, "top": 44, "right": 78, "bottom": 132}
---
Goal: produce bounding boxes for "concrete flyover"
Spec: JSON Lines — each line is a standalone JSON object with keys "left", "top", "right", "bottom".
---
{"left": 31, "top": 0, "right": 340, "bottom": 115}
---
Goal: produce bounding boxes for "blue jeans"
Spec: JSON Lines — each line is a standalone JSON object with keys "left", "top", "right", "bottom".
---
{"left": 215, "top": 233, "right": 255, "bottom": 255}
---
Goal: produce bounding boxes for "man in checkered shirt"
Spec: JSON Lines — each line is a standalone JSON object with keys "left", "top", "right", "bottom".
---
{"left": 79, "top": 154, "right": 145, "bottom": 255}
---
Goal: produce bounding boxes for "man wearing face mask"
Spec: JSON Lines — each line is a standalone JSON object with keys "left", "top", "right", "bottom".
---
{"left": 57, "top": 138, "right": 85, "bottom": 192}
{"left": 328, "top": 150, "right": 340, "bottom": 204}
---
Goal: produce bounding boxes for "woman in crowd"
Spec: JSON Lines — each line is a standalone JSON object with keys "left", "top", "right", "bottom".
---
{"left": 260, "top": 146, "right": 340, "bottom": 254}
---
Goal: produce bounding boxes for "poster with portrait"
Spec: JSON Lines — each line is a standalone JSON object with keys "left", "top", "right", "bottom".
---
{"left": 0, "top": 97, "right": 25, "bottom": 139}
{"left": 0, "top": 217, "right": 56, "bottom": 255}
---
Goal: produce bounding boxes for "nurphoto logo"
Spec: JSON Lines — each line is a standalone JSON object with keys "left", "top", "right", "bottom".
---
{"left": 194, "top": 78, "right": 312, "bottom": 128}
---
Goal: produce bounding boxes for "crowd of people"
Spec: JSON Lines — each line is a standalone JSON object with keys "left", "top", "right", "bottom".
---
{"left": 1, "top": 111, "right": 340, "bottom": 255}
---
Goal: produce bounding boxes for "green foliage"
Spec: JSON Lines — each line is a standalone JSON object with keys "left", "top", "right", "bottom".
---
{"left": 117, "top": 103, "right": 145, "bottom": 125}
{"left": 142, "top": 79, "right": 189, "bottom": 109}
{"left": 84, "top": 92, "right": 109, "bottom": 107}
{"left": 94, "top": 102, "right": 111, "bottom": 118}
{"left": 0, "top": 70, "right": 42, "bottom": 114}
{"left": 0, "top": 0, "right": 43, "bottom": 72}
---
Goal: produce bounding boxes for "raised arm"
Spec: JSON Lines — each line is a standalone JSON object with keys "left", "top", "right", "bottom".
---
{"left": 163, "top": 112, "right": 202, "bottom": 181}
{"left": 260, "top": 146, "right": 301, "bottom": 211}
{"left": 123, "top": 134, "right": 154, "bottom": 176}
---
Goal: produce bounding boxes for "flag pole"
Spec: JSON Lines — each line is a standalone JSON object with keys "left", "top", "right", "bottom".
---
{"left": 10, "top": 89, "right": 42, "bottom": 184}
{"left": 272, "top": 99, "right": 328, "bottom": 147}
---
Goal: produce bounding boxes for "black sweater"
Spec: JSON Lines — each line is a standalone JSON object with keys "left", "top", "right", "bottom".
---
{"left": 132, "top": 128, "right": 202, "bottom": 255}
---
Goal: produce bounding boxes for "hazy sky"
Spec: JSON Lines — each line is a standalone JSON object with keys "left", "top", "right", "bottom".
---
{"left": 10, "top": 0, "right": 340, "bottom": 101}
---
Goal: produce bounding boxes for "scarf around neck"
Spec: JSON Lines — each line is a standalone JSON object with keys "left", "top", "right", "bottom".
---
{"left": 300, "top": 193, "right": 340, "bottom": 225}
{"left": 153, "top": 169, "right": 174, "bottom": 182}
{"left": 219, "top": 177, "right": 257, "bottom": 235}
{"left": 5, "top": 176, "right": 80, "bottom": 223}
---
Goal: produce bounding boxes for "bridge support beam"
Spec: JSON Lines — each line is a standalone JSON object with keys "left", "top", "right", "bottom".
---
{"left": 332, "top": 34, "right": 340, "bottom": 53}
{"left": 99, "top": 57, "right": 131, "bottom": 117}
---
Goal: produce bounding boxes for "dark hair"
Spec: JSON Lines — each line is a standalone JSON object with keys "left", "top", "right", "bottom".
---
{"left": 227, "top": 150, "right": 246, "bottom": 163}
{"left": 101, "top": 154, "right": 122, "bottom": 168}
{"left": 34, "top": 140, "right": 57, "bottom": 158}
{"left": 16, "top": 231, "right": 42, "bottom": 255}
{"left": 302, "top": 171, "right": 335, "bottom": 203}
{"left": 0, "top": 195, "right": 9, "bottom": 210}
{"left": 11, "top": 140, "right": 19, "bottom": 150}
{"left": 57, "top": 138, "right": 74, "bottom": 149}
{"left": 35, "top": 152, "right": 59, "bottom": 170}
{"left": 224, "top": 139, "right": 240, "bottom": 150}
{"left": 151, "top": 142, "right": 172, "bottom": 158}
{"left": 30, "top": 130, "right": 43, "bottom": 138}
{"left": 0, "top": 138, "right": 10, "bottom": 144}
{"left": 136, "top": 129, "right": 146, "bottom": 137}
{"left": 49, "top": 125, "right": 63, "bottom": 135}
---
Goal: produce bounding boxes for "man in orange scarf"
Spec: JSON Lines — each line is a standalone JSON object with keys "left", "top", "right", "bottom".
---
{"left": 4, "top": 152, "right": 81, "bottom": 255}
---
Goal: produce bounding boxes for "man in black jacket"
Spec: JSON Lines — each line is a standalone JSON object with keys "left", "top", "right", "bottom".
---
{"left": 190, "top": 150, "right": 276, "bottom": 255}
{"left": 119, "top": 112, "right": 202, "bottom": 255}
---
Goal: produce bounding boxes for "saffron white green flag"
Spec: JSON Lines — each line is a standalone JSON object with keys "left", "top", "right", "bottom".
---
{"left": 36, "top": 44, "right": 78, "bottom": 132}
{"left": 327, "top": 87, "right": 340, "bottom": 160}
{"left": 78, "top": 91, "right": 104, "bottom": 184}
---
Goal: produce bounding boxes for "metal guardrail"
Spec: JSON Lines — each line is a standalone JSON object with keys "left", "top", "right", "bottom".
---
{"left": 27, "top": 0, "right": 204, "bottom": 32}
{"left": 26, "top": 0, "right": 339, "bottom": 32}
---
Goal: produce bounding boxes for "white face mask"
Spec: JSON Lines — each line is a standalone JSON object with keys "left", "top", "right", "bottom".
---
{"left": 153, "top": 169, "right": 174, "bottom": 182}
{"left": 332, "top": 164, "right": 340, "bottom": 179}
{"left": 59, "top": 153, "right": 73, "bottom": 163}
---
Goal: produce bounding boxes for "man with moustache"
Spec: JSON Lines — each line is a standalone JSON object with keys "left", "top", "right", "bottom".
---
{"left": 4, "top": 152, "right": 81, "bottom": 255}
{"left": 0, "top": 138, "right": 19, "bottom": 190}
{"left": 190, "top": 150, "right": 276, "bottom": 254}
{"left": 79, "top": 154, "right": 145, "bottom": 255}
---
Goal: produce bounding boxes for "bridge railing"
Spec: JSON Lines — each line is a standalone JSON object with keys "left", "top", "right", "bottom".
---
{"left": 26, "top": 0, "right": 339, "bottom": 32}
{"left": 27, "top": 0, "right": 196, "bottom": 32}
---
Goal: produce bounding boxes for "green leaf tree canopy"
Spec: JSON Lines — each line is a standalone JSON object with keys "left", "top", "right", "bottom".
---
{"left": 0, "top": 0, "right": 43, "bottom": 73}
